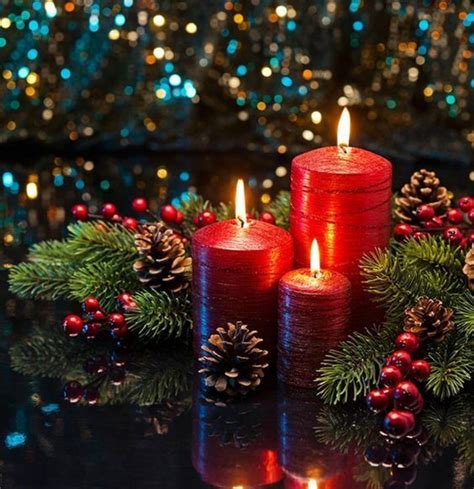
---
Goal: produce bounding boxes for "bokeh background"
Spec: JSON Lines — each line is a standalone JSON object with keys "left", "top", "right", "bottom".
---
{"left": 0, "top": 0, "right": 473, "bottom": 258}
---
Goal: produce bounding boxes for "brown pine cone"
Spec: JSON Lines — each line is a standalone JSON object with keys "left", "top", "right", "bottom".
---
{"left": 198, "top": 321, "right": 268, "bottom": 397}
{"left": 133, "top": 222, "right": 191, "bottom": 293}
{"left": 395, "top": 169, "right": 452, "bottom": 223}
{"left": 463, "top": 245, "right": 474, "bottom": 292}
{"left": 403, "top": 296, "right": 454, "bottom": 343}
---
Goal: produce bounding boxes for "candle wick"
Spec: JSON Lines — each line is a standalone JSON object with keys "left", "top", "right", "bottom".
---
{"left": 237, "top": 216, "right": 246, "bottom": 228}
{"left": 312, "top": 270, "right": 322, "bottom": 279}
{"left": 338, "top": 144, "right": 348, "bottom": 154}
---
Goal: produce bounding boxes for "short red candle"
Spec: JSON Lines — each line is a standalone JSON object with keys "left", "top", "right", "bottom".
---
{"left": 192, "top": 219, "right": 294, "bottom": 359}
{"left": 278, "top": 268, "right": 351, "bottom": 388}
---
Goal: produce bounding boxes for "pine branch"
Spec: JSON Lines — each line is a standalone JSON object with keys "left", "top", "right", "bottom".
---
{"left": 28, "top": 240, "right": 75, "bottom": 264}
{"left": 67, "top": 221, "right": 138, "bottom": 264}
{"left": 69, "top": 261, "right": 141, "bottom": 310}
{"left": 426, "top": 333, "right": 473, "bottom": 399}
{"left": 316, "top": 326, "right": 398, "bottom": 404}
{"left": 458, "top": 429, "right": 474, "bottom": 475}
{"left": 456, "top": 293, "right": 474, "bottom": 337}
{"left": 265, "top": 190, "right": 290, "bottom": 229}
{"left": 421, "top": 395, "right": 473, "bottom": 446}
{"left": 126, "top": 289, "right": 192, "bottom": 342}
{"left": 8, "top": 261, "right": 74, "bottom": 300}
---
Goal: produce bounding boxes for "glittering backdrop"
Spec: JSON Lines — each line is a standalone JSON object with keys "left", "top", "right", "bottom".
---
{"left": 0, "top": 0, "right": 472, "bottom": 156}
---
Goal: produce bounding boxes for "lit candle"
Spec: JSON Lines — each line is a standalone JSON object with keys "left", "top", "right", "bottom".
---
{"left": 192, "top": 179, "right": 294, "bottom": 360}
{"left": 278, "top": 239, "right": 351, "bottom": 388}
{"left": 290, "top": 109, "right": 392, "bottom": 318}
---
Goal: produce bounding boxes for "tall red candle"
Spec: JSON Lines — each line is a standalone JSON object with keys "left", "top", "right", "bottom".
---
{"left": 278, "top": 240, "right": 351, "bottom": 388}
{"left": 290, "top": 109, "right": 392, "bottom": 312}
{"left": 192, "top": 180, "right": 294, "bottom": 360}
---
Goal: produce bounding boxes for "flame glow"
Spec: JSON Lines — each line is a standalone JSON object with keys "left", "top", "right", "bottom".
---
{"left": 310, "top": 239, "right": 320, "bottom": 276}
{"left": 308, "top": 480, "right": 318, "bottom": 489}
{"left": 235, "top": 178, "right": 248, "bottom": 228}
{"left": 337, "top": 107, "right": 351, "bottom": 147}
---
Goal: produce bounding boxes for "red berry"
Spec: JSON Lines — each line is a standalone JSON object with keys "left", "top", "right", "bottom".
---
{"left": 160, "top": 204, "right": 178, "bottom": 223}
{"left": 387, "top": 350, "right": 412, "bottom": 376}
{"left": 468, "top": 208, "right": 474, "bottom": 223}
{"left": 443, "top": 226, "right": 463, "bottom": 245}
{"left": 380, "top": 366, "right": 404, "bottom": 387}
{"left": 63, "top": 314, "right": 84, "bottom": 337}
{"left": 394, "top": 224, "right": 413, "bottom": 241}
{"left": 424, "top": 216, "right": 444, "bottom": 229}
{"left": 82, "top": 296, "right": 101, "bottom": 313}
{"left": 411, "top": 359, "right": 431, "bottom": 381}
{"left": 446, "top": 208, "right": 464, "bottom": 224}
{"left": 132, "top": 198, "right": 148, "bottom": 213}
{"left": 413, "top": 231, "right": 428, "bottom": 240}
{"left": 415, "top": 204, "right": 435, "bottom": 221}
{"left": 458, "top": 196, "right": 474, "bottom": 212}
{"left": 82, "top": 322, "right": 102, "bottom": 340}
{"left": 85, "top": 387, "right": 100, "bottom": 405}
{"left": 174, "top": 210, "right": 185, "bottom": 224}
{"left": 101, "top": 203, "right": 117, "bottom": 219}
{"left": 71, "top": 204, "right": 88, "bottom": 221}
{"left": 111, "top": 213, "right": 122, "bottom": 223}
{"left": 122, "top": 217, "right": 138, "bottom": 230}
{"left": 383, "top": 410, "right": 414, "bottom": 439}
{"left": 382, "top": 386, "right": 395, "bottom": 399}
{"left": 467, "top": 232, "right": 474, "bottom": 246}
{"left": 108, "top": 313, "right": 126, "bottom": 328}
{"left": 111, "top": 323, "right": 128, "bottom": 340}
{"left": 117, "top": 292, "right": 137, "bottom": 312}
{"left": 259, "top": 211, "right": 276, "bottom": 224}
{"left": 92, "top": 310, "right": 107, "bottom": 322}
{"left": 367, "top": 389, "right": 390, "bottom": 412}
{"left": 395, "top": 333, "right": 420, "bottom": 355}
{"left": 394, "top": 381, "right": 421, "bottom": 404}
{"left": 196, "top": 210, "right": 217, "bottom": 228}
{"left": 63, "top": 381, "right": 84, "bottom": 403}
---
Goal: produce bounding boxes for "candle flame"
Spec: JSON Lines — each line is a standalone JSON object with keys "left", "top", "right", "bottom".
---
{"left": 308, "top": 480, "right": 318, "bottom": 489}
{"left": 337, "top": 107, "right": 351, "bottom": 147}
{"left": 235, "top": 178, "right": 248, "bottom": 228}
{"left": 310, "top": 239, "right": 320, "bottom": 276}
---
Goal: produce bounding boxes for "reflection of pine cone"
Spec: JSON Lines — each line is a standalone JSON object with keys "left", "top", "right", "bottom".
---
{"left": 198, "top": 321, "right": 268, "bottom": 397}
{"left": 395, "top": 169, "right": 452, "bottom": 223}
{"left": 133, "top": 223, "right": 191, "bottom": 293}
{"left": 139, "top": 400, "right": 189, "bottom": 436}
{"left": 463, "top": 245, "right": 474, "bottom": 292}
{"left": 403, "top": 296, "right": 454, "bottom": 343}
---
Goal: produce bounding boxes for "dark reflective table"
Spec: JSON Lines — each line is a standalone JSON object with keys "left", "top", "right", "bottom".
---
{"left": 0, "top": 153, "right": 473, "bottom": 488}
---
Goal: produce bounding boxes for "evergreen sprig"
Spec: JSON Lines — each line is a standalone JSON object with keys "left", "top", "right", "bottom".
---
{"left": 126, "top": 289, "right": 192, "bottom": 342}
{"left": 265, "top": 190, "right": 290, "bottom": 229}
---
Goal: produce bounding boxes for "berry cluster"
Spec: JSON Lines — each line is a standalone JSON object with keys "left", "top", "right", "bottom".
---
{"left": 394, "top": 195, "right": 474, "bottom": 247}
{"left": 62, "top": 294, "right": 134, "bottom": 340}
{"left": 366, "top": 333, "right": 430, "bottom": 437}
{"left": 63, "top": 349, "right": 128, "bottom": 405}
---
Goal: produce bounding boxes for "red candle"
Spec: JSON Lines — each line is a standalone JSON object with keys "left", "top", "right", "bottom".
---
{"left": 278, "top": 240, "right": 351, "bottom": 388}
{"left": 193, "top": 180, "right": 294, "bottom": 360}
{"left": 290, "top": 109, "right": 392, "bottom": 311}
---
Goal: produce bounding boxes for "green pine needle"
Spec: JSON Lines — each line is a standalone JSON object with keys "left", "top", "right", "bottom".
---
{"left": 126, "top": 289, "right": 193, "bottom": 342}
{"left": 265, "top": 190, "right": 290, "bottom": 229}
{"left": 316, "top": 326, "right": 397, "bottom": 404}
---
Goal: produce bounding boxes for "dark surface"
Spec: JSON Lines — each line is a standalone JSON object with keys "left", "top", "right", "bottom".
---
{"left": 0, "top": 151, "right": 473, "bottom": 488}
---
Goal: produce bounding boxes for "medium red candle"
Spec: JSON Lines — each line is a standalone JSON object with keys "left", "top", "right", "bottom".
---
{"left": 290, "top": 109, "right": 392, "bottom": 307}
{"left": 278, "top": 240, "right": 351, "bottom": 388}
{"left": 193, "top": 180, "right": 294, "bottom": 360}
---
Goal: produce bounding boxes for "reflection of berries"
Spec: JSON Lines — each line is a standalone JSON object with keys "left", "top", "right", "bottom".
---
{"left": 392, "top": 465, "right": 417, "bottom": 485}
{"left": 110, "top": 351, "right": 127, "bottom": 367}
{"left": 110, "top": 367, "right": 126, "bottom": 386}
{"left": 384, "top": 480, "right": 407, "bottom": 489}
{"left": 85, "top": 388, "right": 100, "bottom": 405}
{"left": 63, "top": 381, "right": 84, "bottom": 403}
{"left": 364, "top": 444, "right": 388, "bottom": 466}
{"left": 63, "top": 315, "right": 84, "bottom": 337}
{"left": 83, "top": 322, "right": 102, "bottom": 340}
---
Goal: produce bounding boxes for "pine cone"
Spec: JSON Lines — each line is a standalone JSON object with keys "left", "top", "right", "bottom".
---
{"left": 395, "top": 169, "right": 452, "bottom": 223}
{"left": 463, "top": 245, "right": 474, "bottom": 292}
{"left": 198, "top": 321, "right": 268, "bottom": 397}
{"left": 403, "top": 296, "right": 454, "bottom": 343}
{"left": 133, "top": 222, "right": 191, "bottom": 293}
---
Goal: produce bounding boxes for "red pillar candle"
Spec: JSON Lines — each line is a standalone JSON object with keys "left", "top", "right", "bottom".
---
{"left": 278, "top": 240, "right": 351, "bottom": 388}
{"left": 290, "top": 109, "right": 392, "bottom": 305}
{"left": 192, "top": 180, "right": 294, "bottom": 360}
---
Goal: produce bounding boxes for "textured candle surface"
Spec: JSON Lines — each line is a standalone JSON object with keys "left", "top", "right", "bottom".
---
{"left": 291, "top": 146, "right": 392, "bottom": 276}
{"left": 192, "top": 219, "right": 294, "bottom": 359}
{"left": 278, "top": 269, "right": 351, "bottom": 388}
